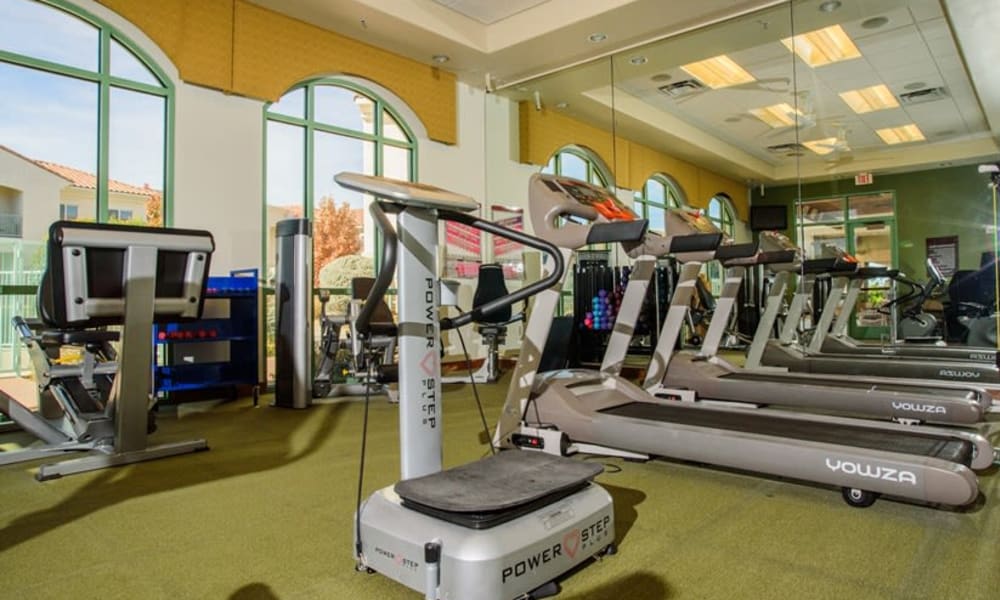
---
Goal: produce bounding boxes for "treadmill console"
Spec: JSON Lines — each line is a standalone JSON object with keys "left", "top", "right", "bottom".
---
{"left": 539, "top": 177, "right": 638, "bottom": 222}
{"left": 529, "top": 174, "right": 649, "bottom": 251}
{"left": 666, "top": 208, "right": 720, "bottom": 236}
{"left": 757, "top": 231, "right": 803, "bottom": 271}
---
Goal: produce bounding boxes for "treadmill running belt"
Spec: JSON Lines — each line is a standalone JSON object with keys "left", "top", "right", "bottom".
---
{"left": 719, "top": 372, "right": 972, "bottom": 398}
{"left": 599, "top": 402, "right": 973, "bottom": 465}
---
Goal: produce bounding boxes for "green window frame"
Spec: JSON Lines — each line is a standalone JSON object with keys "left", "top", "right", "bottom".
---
{"left": 541, "top": 146, "right": 612, "bottom": 188}
{"left": 0, "top": 0, "right": 175, "bottom": 225}
{"left": 704, "top": 195, "right": 737, "bottom": 295}
{"left": 794, "top": 191, "right": 898, "bottom": 338}
{"left": 634, "top": 174, "right": 686, "bottom": 235}
{"left": 707, "top": 195, "right": 735, "bottom": 237}
{"left": 540, "top": 146, "right": 613, "bottom": 314}
{"left": 262, "top": 78, "right": 418, "bottom": 273}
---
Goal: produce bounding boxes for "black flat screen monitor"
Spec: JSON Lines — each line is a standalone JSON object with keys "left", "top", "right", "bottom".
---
{"left": 750, "top": 205, "right": 788, "bottom": 232}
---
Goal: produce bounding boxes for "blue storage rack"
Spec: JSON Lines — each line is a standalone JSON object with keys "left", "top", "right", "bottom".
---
{"left": 154, "top": 268, "right": 260, "bottom": 404}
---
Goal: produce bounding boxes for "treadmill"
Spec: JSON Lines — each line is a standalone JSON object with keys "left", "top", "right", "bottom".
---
{"left": 817, "top": 259, "right": 997, "bottom": 363}
{"left": 494, "top": 173, "right": 994, "bottom": 509}
{"left": 645, "top": 224, "right": 991, "bottom": 426}
{"left": 756, "top": 247, "right": 1000, "bottom": 392}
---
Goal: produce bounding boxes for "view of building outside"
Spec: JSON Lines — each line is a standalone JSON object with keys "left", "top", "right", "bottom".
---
{"left": 0, "top": 0, "right": 172, "bottom": 377}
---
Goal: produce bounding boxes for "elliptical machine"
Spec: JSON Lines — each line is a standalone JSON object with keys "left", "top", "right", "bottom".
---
{"left": 891, "top": 258, "right": 946, "bottom": 341}
{"left": 338, "top": 173, "right": 615, "bottom": 600}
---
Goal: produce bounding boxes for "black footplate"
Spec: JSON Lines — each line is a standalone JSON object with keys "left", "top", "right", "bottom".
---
{"left": 394, "top": 451, "right": 603, "bottom": 529}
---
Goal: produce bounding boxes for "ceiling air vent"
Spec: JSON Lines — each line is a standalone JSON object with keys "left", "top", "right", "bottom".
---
{"left": 767, "top": 143, "right": 807, "bottom": 156}
{"left": 658, "top": 79, "right": 706, "bottom": 97}
{"left": 898, "top": 86, "right": 949, "bottom": 105}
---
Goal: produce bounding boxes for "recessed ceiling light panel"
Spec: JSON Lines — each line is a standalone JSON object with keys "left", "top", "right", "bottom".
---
{"left": 876, "top": 124, "right": 925, "bottom": 144}
{"left": 749, "top": 103, "right": 804, "bottom": 128}
{"left": 782, "top": 25, "right": 862, "bottom": 67}
{"left": 803, "top": 137, "right": 838, "bottom": 155}
{"left": 680, "top": 54, "right": 756, "bottom": 89}
{"left": 839, "top": 84, "right": 899, "bottom": 113}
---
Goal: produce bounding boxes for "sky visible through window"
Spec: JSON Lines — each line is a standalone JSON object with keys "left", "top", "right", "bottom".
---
{"left": 266, "top": 85, "right": 377, "bottom": 210}
{"left": 0, "top": 0, "right": 164, "bottom": 190}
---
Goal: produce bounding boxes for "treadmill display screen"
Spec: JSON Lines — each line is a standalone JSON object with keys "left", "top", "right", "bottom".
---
{"left": 556, "top": 178, "right": 637, "bottom": 222}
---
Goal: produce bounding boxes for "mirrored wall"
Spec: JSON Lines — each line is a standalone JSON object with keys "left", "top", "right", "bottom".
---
{"left": 486, "top": 0, "right": 1000, "bottom": 350}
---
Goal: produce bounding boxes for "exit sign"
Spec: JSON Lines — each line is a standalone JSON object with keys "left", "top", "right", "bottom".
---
{"left": 855, "top": 172, "right": 874, "bottom": 185}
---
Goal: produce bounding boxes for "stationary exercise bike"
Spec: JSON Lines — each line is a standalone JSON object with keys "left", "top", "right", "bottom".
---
{"left": 889, "top": 258, "right": 946, "bottom": 341}
{"left": 312, "top": 277, "right": 398, "bottom": 401}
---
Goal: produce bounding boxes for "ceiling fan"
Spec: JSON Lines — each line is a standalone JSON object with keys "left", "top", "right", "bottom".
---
{"left": 762, "top": 91, "right": 847, "bottom": 138}
{"left": 817, "top": 126, "right": 853, "bottom": 169}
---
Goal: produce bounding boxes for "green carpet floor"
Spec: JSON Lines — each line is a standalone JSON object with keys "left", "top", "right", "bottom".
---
{"left": 1, "top": 377, "right": 999, "bottom": 600}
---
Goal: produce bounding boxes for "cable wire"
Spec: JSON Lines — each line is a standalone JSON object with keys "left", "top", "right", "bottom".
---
{"left": 455, "top": 326, "right": 495, "bottom": 455}
{"left": 353, "top": 337, "right": 374, "bottom": 562}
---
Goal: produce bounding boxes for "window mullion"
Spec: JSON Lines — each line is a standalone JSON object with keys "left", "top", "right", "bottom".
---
{"left": 96, "top": 28, "right": 111, "bottom": 223}
{"left": 162, "top": 78, "right": 175, "bottom": 226}
{"left": 304, "top": 84, "right": 315, "bottom": 219}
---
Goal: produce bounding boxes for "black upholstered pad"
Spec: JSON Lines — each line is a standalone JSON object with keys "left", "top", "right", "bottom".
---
{"left": 351, "top": 277, "right": 396, "bottom": 334}
{"left": 473, "top": 263, "right": 512, "bottom": 323}
{"left": 394, "top": 450, "right": 603, "bottom": 513}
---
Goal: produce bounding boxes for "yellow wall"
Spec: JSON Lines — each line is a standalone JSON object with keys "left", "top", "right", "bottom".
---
{"left": 519, "top": 102, "right": 748, "bottom": 218}
{"left": 96, "top": 0, "right": 457, "bottom": 144}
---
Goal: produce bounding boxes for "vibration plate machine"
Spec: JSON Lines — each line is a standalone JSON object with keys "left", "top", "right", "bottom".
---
{"left": 495, "top": 173, "right": 994, "bottom": 509}
{"left": 335, "top": 173, "right": 617, "bottom": 600}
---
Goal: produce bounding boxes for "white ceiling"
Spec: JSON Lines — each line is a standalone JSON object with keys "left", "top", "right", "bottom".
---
{"left": 246, "top": 0, "right": 782, "bottom": 87}
{"left": 247, "top": 0, "right": 1000, "bottom": 184}
{"left": 608, "top": 0, "right": 992, "bottom": 179}
{"left": 430, "top": 0, "right": 550, "bottom": 25}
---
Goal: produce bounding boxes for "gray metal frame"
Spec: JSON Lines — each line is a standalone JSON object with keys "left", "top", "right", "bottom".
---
{"left": 0, "top": 224, "right": 213, "bottom": 480}
{"left": 499, "top": 173, "right": 993, "bottom": 509}
{"left": 663, "top": 243, "right": 992, "bottom": 426}
{"left": 757, "top": 265, "right": 1000, "bottom": 395}
{"left": 821, "top": 276, "right": 998, "bottom": 363}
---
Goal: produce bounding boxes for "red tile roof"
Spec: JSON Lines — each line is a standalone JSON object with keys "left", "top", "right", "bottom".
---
{"left": 1, "top": 144, "right": 160, "bottom": 199}
{"left": 33, "top": 160, "right": 159, "bottom": 198}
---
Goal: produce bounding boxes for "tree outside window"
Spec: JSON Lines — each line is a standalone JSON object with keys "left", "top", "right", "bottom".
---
{"left": 264, "top": 79, "right": 415, "bottom": 287}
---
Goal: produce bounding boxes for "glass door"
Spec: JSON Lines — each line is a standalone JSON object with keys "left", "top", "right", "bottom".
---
{"left": 848, "top": 219, "right": 895, "bottom": 339}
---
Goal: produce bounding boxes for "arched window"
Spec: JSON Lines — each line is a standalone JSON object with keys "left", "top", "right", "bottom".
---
{"left": 705, "top": 194, "right": 736, "bottom": 295}
{"left": 634, "top": 174, "right": 686, "bottom": 235}
{"left": 263, "top": 78, "right": 416, "bottom": 284}
{"left": 707, "top": 194, "right": 736, "bottom": 237}
{"left": 541, "top": 146, "right": 612, "bottom": 188}
{"left": 0, "top": 0, "right": 173, "bottom": 230}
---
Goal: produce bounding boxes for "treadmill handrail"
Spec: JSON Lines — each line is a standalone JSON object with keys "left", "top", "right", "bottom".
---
{"left": 439, "top": 210, "right": 566, "bottom": 330}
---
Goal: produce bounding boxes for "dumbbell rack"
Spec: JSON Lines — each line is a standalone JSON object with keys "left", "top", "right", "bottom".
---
{"left": 153, "top": 269, "right": 261, "bottom": 404}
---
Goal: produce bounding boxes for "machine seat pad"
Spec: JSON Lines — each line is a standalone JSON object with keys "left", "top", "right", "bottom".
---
{"left": 477, "top": 324, "right": 504, "bottom": 336}
{"left": 395, "top": 450, "right": 602, "bottom": 514}
{"left": 40, "top": 329, "right": 120, "bottom": 346}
